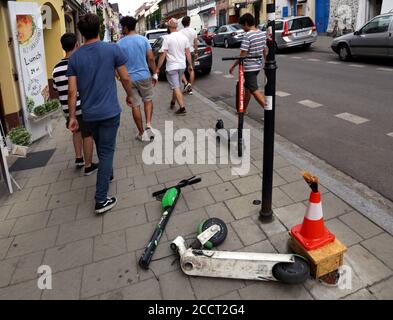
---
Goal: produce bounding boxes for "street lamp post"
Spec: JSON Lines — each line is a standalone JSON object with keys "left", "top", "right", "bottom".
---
{"left": 260, "top": 0, "right": 277, "bottom": 222}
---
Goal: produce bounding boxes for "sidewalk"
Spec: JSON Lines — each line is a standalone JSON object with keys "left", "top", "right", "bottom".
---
{"left": 0, "top": 82, "right": 392, "bottom": 300}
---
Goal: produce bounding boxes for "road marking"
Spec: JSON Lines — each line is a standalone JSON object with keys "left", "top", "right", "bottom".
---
{"left": 335, "top": 112, "right": 370, "bottom": 125}
{"left": 291, "top": 56, "right": 302, "bottom": 59}
{"left": 327, "top": 61, "right": 341, "bottom": 64}
{"left": 377, "top": 67, "right": 393, "bottom": 72}
{"left": 387, "top": 132, "right": 393, "bottom": 138}
{"left": 276, "top": 91, "right": 291, "bottom": 97}
{"left": 348, "top": 64, "right": 365, "bottom": 68}
{"left": 213, "top": 71, "right": 223, "bottom": 74}
{"left": 297, "top": 99, "right": 323, "bottom": 108}
{"left": 223, "top": 74, "right": 234, "bottom": 79}
{"left": 307, "top": 58, "right": 320, "bottom": 62}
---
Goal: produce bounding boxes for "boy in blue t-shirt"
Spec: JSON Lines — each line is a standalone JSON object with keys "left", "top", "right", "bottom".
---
{"left": 67, "top": 13, "right": 134, "bottom": 214}
{"left": 118, "top": 16, "right": 158, "bottom": 142}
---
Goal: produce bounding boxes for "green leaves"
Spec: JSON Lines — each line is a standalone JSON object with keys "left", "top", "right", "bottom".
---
{"left": 8, "top": 127, "right": 31, "bottom": 146}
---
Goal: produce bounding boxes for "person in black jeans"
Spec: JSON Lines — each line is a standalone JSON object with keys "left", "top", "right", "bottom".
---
{"left": 67, "top": 14, "right": 134, "bottom": 214}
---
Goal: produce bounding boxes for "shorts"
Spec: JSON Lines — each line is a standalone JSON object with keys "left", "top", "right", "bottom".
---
{"left": 131, "top": 78, "right": 154, "bottom": 107}
{"left": 244, "top": 71, "right": 260, "bottom": 93}
{"left": 166, "top": 69, "right": 185, "bottom": 90}
{"left": 66, "top": 115, "right": 92, "bottom": 138}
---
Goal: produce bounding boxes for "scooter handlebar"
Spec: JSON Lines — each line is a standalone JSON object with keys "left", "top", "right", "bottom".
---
{"left": 152, "top": 176, "right": 202, "bottom": 197}
{"left": 222, "top": 55, "right": 262, "bottom": 61}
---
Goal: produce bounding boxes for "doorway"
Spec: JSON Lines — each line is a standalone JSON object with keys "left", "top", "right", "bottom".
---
{"left": 316, "top": 0, "right": 330, "bottom": 32}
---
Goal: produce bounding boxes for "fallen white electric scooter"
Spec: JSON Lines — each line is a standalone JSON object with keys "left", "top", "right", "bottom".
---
{"left": 170, "top": 218, "right": 310, "bottom": 284}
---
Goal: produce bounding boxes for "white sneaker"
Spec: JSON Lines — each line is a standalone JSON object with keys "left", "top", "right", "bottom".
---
{"left": 183, "top": 83, "right": 191, "bottom": 93}
{"left": 145, "top": 127, "right": 155, "bottom": 141}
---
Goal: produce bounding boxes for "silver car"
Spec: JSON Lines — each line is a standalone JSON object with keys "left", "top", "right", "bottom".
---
{"left": 331, "top": 13, "right": 393, "bottom": 61}
{"left": 259, "top": 16, "right": 317, "bottom": 50}
{"left": 212, "top": 24, "right": 245, "bottom": 48}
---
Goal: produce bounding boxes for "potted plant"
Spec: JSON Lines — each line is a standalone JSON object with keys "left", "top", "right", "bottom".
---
{"left": 7, "top": 127, "right": 32, "bottom": 158}
{"left": 30, "top": 99, "right": 60, "bottom": 121}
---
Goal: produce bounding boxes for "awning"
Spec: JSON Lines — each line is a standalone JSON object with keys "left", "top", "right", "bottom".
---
{"left": 199, "top": 7, "right": 216, "bottom": 15}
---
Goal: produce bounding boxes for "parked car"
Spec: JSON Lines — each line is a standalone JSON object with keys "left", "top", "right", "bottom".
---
{"left": 144, "top": 28, "right": 168, "bottom": 46}
{"left": 152, "top": 36, "right": 213, "bottom": 79}
{"left": 212, "top": 24, "right": 245, "bottom": 48}
{"left": 259, "top": 16, "right": 317, "bottom": 50}
{"left": 201, "top": 26, "right": 218, "bottom": 45}
{"left": 331, "top": 13, "right": 393, "bottom": 61}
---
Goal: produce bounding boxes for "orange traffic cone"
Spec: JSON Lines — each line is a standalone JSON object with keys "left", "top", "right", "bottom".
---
{"left": 291, "top": 172, "right": 335, "bottom": 251}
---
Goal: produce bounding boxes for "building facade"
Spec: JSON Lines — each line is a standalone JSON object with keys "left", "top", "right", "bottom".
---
{"left": 160, "top": 0, "right": 187, "bottom": 21}
{"left": 0, "top": 0, "right": 96, "bottom": 133}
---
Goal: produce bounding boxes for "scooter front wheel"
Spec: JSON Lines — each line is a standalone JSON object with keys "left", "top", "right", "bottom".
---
{"left": 272, "top": 256, "right": 310, "bottom": 284}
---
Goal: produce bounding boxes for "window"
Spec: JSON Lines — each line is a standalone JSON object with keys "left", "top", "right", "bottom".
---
{"left": 361, "top": 15, "right": 393, "bottom": 34}
{"left": 147, "top": 31, "right": 167, "bottom": 40}
{"left": 218, "top": 26, "right": 227, "bottom": 33}
{"left": 288, "top": 17, "right": 313, "bottom": 31}
{"left": 230, "top": 24, "right": 242, "bottom": 30}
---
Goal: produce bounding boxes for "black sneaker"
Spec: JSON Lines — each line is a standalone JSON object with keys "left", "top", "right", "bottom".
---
{"left": 170, "top": 101, "right": 176, "bottom": 109}
{"left": 175, "top": 107, "right": 187, "bottom": 116}
{"left": 95, "top": 197, "right": 117, "bottom": 214}
{"left": 84, "top": 163, "right": 98, "bottom": 176}
{"left": 75, "top": 157, "right": 85, "bottom": 169}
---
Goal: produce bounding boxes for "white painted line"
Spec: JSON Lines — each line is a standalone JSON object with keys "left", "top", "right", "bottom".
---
{"left": 291, "top": 56, "right": 302, "bottom": 59}
{"left": 297, "top": 99, "right": 323, "bottom": 108}
{"left": 348, "top": 64, "right": 365, "bottom": 68}
{"left": 223, "top": 74, "right": 234, "bottom": 79}
{"left": 387, "top": 132, "right": 393, "bottom": 137}
{"left": 213, "top": 70, "right": 223, "bottom": 74}
{"left": 377, "top": 67, "right": 393, "bottom": 72}
{"left": 276, "top": 91, "right": 291, "bottom": 97}
{"left": 307, "top": 58, "right": 320, "bottom": 62}
{"left": 327, "top": 61, "right": 341, "bottom": 64}
{"left": 335, "top": 112, "right": 370, "bottom": 125}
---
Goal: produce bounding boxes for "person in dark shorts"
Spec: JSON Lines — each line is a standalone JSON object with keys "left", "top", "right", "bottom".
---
{"left": 229, "top": 13, "right": 268, "bottom": 112}
{"left": 52, "top": 33, "right": 97, "bottom": 175}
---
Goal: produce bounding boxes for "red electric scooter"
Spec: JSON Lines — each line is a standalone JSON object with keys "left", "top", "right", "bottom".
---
{"left": 218, "top": 55, "right": 262, "bottom": 157}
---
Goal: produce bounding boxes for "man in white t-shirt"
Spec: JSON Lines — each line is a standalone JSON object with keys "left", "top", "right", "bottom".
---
{"left": 156, "top": 18, "right": 193, "bottom": 116}
{"left": 180, "top": 16, "right": 198, "bottom": 95}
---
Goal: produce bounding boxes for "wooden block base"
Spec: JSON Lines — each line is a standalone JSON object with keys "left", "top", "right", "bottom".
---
{"left": 290, "top": 234, "right": 347, "bottom": 279}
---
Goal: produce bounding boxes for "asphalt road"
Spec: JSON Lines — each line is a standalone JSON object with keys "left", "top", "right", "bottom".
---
{"left": 194, "top": 43, "right": 393, "bottom": 202}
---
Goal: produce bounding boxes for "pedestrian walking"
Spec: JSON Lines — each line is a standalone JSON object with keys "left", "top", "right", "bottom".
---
{"left": 52, "top": 33, "right": 97, "bottom": 175}
{"left": 180, "top": 16, "right": 198, "bottom": 95}
{"left": 229, "top": 13, "right": 268, "bottom": 111}
{"left": 118, "top": 16, "right": 157, "bottom": 142}
{"left": 67, "top": 13, "right": 134, "bottom": 214}
{"left": 156, "top": 18, "right": 193, "bottom": 116}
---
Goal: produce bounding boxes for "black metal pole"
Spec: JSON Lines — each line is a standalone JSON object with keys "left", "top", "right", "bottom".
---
{"left": 260, "top": 0, "right": 277, "bottom": 222}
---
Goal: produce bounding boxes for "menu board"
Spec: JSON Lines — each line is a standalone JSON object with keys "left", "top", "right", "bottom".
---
{"left": 8, "top": 1, "right": 52, "bottom": 142}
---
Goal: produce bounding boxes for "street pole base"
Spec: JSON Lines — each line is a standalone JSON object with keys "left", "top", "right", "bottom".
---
{"left": 259, "top": 209, "right": 274, "bottom": 223}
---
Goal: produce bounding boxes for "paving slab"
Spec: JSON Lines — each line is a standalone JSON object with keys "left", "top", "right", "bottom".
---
{"left": 369, "top": 276, "right": 393, "bottom": 299}
{"left": 41, "top": 267, "right": 83, "bottom": 300}
{"left": 81, "top": 253, "right": 138, "bottom": 299}
{"left": 93, "top": 230, "right": 127, "bottom": 262}
{"left": 100, "top": 278, "right": 162, "bottom": 300}
{"left": 339, "top": 211, "right": 383, "bottom": 239}
{"left": 361, "top": 233, "right": 393, "bottom": 269}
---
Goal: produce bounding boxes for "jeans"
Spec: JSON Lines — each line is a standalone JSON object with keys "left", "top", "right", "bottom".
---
{"left": 85, "top": 114, "right": 120, "bottom": 203}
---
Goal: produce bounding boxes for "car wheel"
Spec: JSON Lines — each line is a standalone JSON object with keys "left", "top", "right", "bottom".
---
{"left": 303, "top": 43, "right": 312, "bottom": 49}
{"left": 224, "top": 39, "right": 229, "bottom": 49}
{"left": 338, "top": 44, "right": 352, "bottom": 61}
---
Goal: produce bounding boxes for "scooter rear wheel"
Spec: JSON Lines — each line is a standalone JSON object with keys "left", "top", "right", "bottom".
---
{"left": 272, "top": 256, "right": 310, "bottom": 284}
{"left": 197, "top": 218, "right": 228, "bottom": 249}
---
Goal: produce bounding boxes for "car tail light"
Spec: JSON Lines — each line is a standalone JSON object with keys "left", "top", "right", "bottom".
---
{"left": 281, "top": 21, "right": 292, "bottom": 37}
{"left": 204, "top": 47, "right": 212, "bottom": 55}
